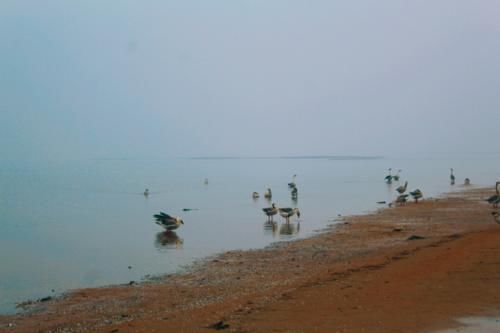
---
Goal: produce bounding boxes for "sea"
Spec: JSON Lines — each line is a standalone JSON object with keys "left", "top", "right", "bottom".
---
{"left": 1, "top": 154, "right": 499, "bottom": 314}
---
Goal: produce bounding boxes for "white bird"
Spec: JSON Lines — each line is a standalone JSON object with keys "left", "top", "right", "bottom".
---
{"left": 153, "top": 212, "right": 184, "bottom": 231}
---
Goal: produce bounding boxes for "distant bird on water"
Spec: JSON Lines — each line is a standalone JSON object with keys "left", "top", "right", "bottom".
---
{"left": 288, "top": 174, "right": 297, "bottom": 188}
{"left": 264, "top": 188, "right": 272, "bottom": 199}
{"left": 153, "top": 212, "right": 184, "bottom": 231}
{"left": 396, "top": 181, "right": 408, "bottom": 194}
{"left": 486, "top": 182, "right": 500, "bottom": 208}
{"left": 279, "top": 207, "right": 301, "bottom": 223}
{"left": 450, "top": 168, "right": 455, "bottom": 185}
{"left": 252, "top": 192, "right": 260, "bottom": 199}
{"left": 393, "top": 169, "right": 402, "bottom": 182}
{"left": 385, "top": 168, "right": 393, "bottom": 184}
{"left": 291, "top": 186, "right": 298, "bottom": 199}
{"left": 464, "top": 178, "right": 471, "bottom": 186}
{"left": 262, "top": 203, "right": 278, "bottom": 222}
{"left": 410, "top": 189, "right": 423, "bottom": 203}
{"left": 144, "top": 189, "right": 149, "bottom": 197}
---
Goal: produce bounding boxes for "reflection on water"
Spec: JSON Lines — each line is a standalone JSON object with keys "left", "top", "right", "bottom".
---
{"left": 279, "top": 222, "right": 300, "bottom": 236}
{"left": 263, "top": 221, "right": 278, "bottom": 237}
{"left": 155, "top": 231, "right": 183, "bottom": 250}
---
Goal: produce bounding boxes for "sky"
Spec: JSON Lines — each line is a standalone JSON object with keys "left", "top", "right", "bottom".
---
{"left": 1, "top": 0, "right": 500, "bottom": 162}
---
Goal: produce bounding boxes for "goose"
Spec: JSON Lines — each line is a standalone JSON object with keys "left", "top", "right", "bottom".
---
{"left": 144, "top": 189, "right": 149, "bottom": 197}
{"left": 464, "top": 178, "right": 471, "bottom": 186}
{"left": 252, "top": 192, "right": 260, "bottom": 199}
{"left": 396, "top": 181, "right": 408, "bottom": 194}
{"left": 385, "top": 168, "right": 393, "bottom": 184}
{"left": 410, "top": 189, "right": 423, "bottom": 203}
{"left": 288, "top": 174, "right": 297, "bottom": 188}
{"left": 278, "top": 207, "right": 301, "bottom": 223}
{"left": 153, "top": 212, "right": 184, "bottom": 231}
{"left": 450, "top": 168, "right": 455, "bottom": 185}
{"left": 393, "top": 169, "right": 402, "bottom": 182}
{"left": 264, "top": 188, "right": 272, "bottom": 199}
{"left": 395, "top": 194, "right": 409, "bottom": 206}
{"left": 486, "top": 182, "right": 500, "bottom": 208}
{"left": 291, "top": 186, "right": 298, "bottom": 199}
{"left": 262, "top": 203, "right": 278, "bottom": 221}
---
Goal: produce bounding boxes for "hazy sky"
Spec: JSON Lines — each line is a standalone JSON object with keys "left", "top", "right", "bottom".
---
{"left": 1, "top": 1, "right": 500, "bottom": 161}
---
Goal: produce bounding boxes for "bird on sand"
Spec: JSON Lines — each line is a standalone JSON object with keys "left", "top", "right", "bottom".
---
{"left": 410, "top": 189, "right": 423, "bottom": 203}
{"left": 450, "top": 168, "right": 455, "bottom": 185}
{"left": 395, "top": 194, "right": 409, "bottom": 206}
{"left": 396, "top": 181, "right": 408, "bottom": 194}
{"left": 486, "top": 182, "right": 500, "bottom": 208}
{"left": 262, "top": 203, "right": 278, "bottom": 222}
{"left": 153, "top": 212, "right": 184, "bottom": 231}
{"left": 278, "top": 207, "right": 301, "bottom": 223}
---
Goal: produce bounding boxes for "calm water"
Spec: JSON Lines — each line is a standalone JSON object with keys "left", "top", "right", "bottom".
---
{"left": 1, "top": 155, "right": 499, "bottom": 314}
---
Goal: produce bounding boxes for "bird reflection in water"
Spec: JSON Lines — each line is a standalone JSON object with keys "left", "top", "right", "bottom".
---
{"left": 155, "top": 231, "right": 183, "bottom": 250}
{"left": 263, "top": 221, "right": 278, "bottom": 237}
{"left": 279, "top": 222, "right": 300, "bottom": 236}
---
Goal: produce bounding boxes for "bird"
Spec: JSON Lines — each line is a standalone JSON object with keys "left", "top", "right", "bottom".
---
{"left": 395, "top": 194, "right": 409, "bottom": 206}
{"left": 410, "top": 189, "right": 423, "bottom": 203}
{"left": 396, "top": 181, "right": 408, "bottom": 194}
{"left": 385, "top": 168, "right": 393, "bottom": 184}
{"left": 153, "top": 212, "right": 184, "bottom": 231}
{"left": 252, "top": 192, "right": 260, "bottom": 199}
{"left": 491, "top": 211, "right": 500, "bottom": 224}
{"left": 264, "top": 188, "right": 272, "bottom": 199}
{"left": 291, "top": 186, "right": 298, "bottom": 199}
{"left": 450, "top": 168, "right": 455, "bottom": 185}
{"left": 278, "top": 207, "right": 301, "bottom": 223}
{"left": 464, "top": 178, "right": 471, "bottom": 186}
{"left": 288, "top": 174, "right": 297, "bottom": 188}
{"left": 262, "top": 203, "right": 278, "bottom": 222}
{"left": 143, "top": 189, "right": 149, "bottom": 197}
{"left": 393, "top": 169, "right": 402, "bottom": 182}
{"left": 486, "top": 182, "right": 500, "bottom": 208}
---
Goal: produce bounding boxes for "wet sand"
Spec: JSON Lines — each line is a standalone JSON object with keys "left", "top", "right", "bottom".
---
{"left": 1, "top": 187, "right": 500, "bottom": 333}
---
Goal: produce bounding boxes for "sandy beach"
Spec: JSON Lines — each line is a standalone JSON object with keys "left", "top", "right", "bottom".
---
{"left": 1, "top": 187, "right": 499, "bottom": 333}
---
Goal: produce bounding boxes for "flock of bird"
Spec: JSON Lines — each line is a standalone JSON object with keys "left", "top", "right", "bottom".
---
{"left": 151, "top": 168, "right": 500, "bottom": 232}
{"left": 385, "top": 168, "right": 424, "bottom": 206}
{"left": 259, "top": 174, "right": 301, "bottom": 224}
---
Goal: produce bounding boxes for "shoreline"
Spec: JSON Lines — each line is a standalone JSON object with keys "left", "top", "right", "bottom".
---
{"left": 1, "top": 186, "right": 499, "bottom": 332}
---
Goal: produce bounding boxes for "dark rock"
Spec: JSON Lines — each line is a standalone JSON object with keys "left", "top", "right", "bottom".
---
{"left": 209, "top": 321, "right": 229, "bottom": 330}
{"left": 39, "top": 296, "right": 52, "bottom": 302}
{"left": 407, "top": 235, "right": 425, "bottom": 241}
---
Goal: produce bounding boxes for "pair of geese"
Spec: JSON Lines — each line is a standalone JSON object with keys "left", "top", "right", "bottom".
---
{"left": 395, "top": 181, "right": 423, "bottom": 205}
{"left": 263, "top": 203, "right": 300, "bottom": 223}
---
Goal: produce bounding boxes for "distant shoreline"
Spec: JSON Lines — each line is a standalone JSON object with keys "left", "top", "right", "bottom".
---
{"left": 188, "top": 155, "right": 384, "bottom": 160}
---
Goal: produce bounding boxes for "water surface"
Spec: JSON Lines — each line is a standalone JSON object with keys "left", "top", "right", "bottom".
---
{"left": 1, "top": 155, "right": 499, "bottom": 313}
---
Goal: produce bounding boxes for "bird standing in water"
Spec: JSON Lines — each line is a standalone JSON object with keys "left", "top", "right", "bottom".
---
{"left": 396, "top": 181, "right": 408, "bottom": 194}
{"left": 385, "top": 168, "right": 393, "bottom": 184}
